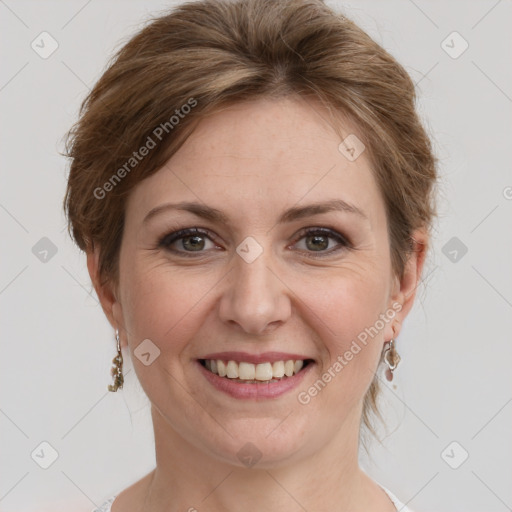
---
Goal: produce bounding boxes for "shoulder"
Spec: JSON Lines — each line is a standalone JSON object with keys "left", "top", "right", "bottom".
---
{"left": 91, "top": 470, "right": 154, "bottom": 511}
{"left": 90, "top": 495, "right": 116, "bottom": 512}
{"left": 380, "top": 485, "right": 415, "bottom": 511}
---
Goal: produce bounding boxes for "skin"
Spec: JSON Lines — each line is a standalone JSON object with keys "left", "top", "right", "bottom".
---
{"left": 88, "top": 95, "right": 427, "bottom": 511}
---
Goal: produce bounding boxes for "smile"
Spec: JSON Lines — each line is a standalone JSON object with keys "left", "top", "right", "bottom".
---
{"left": 197, "top": 356, "right": 315, "bottom": 399}
{"left": 199, "top": 358, "right": 313, "bottom": 383}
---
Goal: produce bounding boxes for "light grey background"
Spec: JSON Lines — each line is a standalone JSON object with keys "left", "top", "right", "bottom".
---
{"left": 1, "top": 1, "right": 511, "bottom": 511}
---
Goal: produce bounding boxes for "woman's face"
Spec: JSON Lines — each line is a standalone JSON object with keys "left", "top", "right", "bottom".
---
{"left": 102, "top": 96, "right": 420, "bottom": 468}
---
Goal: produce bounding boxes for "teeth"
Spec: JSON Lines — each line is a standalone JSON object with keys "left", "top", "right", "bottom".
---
{"left": 255, "top": 362, "right": 273, "bottom": 381}
{"left": 217, "top": 360, "right": 227, "bottom": 377}
{"left": 226, "top": 360, "right": 238, "bottom": 379}
{"left": 202, "top": 358, "right": 308, "bottom": 381}
{"left": 272, "top": 361, "right": 285, "bottom": 378}
{"left": 239, "top": 362, "right": 255, "bottom": 380}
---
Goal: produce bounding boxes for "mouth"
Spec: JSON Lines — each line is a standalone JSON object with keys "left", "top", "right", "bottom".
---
{"left": 198, "top": 358, "right": 314, "bottom": 384}
{"left": 196, "top": 351, "right": 316, "bottom": 399}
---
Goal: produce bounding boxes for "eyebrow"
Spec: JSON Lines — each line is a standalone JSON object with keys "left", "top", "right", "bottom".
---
{"left": 143, "top": 199, "right": 368, "bottom": 225}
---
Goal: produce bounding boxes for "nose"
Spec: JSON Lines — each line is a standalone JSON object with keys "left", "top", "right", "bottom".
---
{"left": 218, "top": 247, "right": 292, "bottom": 335}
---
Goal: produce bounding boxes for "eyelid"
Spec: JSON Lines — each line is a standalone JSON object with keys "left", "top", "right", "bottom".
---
{"left": 289, "top": 227, "right": 352, "bottom": 257}
{"left": 291, "top": 226, "right": 351, "bottom": 246}
{"left": 158, "top": 227, "right": 219, "bottom": 250}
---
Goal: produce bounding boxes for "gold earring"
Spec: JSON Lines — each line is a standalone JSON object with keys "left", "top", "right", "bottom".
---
{"left": 383, "top": 338, "right": 401, "bottom": 382}
{"left": 108, "top": 329, "right": 124, "bottom": 392}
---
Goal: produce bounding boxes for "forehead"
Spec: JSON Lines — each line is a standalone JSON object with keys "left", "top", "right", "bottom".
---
{"left": 172, "top": 96, "right": 363, "bottom": 169}
{"left": 126, "top": 96, "right": 385, "bottom": 228}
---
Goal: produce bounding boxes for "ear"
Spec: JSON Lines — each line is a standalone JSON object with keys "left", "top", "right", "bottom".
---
{"left": 87, "top": 247, "right": 127, "bottom": 348}
{"left": 385, "top": 228, "right": 429, "bottom": 340}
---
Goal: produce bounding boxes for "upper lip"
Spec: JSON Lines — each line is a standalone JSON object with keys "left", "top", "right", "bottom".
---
{"left": 199, "top": 351, "right": 314, "bottom": 364}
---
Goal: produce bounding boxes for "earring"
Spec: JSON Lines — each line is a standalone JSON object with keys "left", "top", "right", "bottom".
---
{"left": 383, "top": 338, "right": 401, "bottom": 382}
{"left": 108, "top": 329, "right": 124, "bottom": 392}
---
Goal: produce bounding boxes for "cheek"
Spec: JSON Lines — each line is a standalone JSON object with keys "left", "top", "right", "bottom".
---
{"left": 119, "top": 254, "right": 221, "bottom": 349}
{"left": 304, "top": 265, "right": 390, "bottom": 339}
{"left": 295, "top": 267, "right": 389, "bottom": 389}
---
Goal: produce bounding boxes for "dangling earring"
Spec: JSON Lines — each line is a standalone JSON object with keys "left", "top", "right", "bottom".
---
{"left": 108, "top": 329, "right": 124, "bottom": 392}
{"left": 383, "top": 338, "right": 401, "bottom": 382}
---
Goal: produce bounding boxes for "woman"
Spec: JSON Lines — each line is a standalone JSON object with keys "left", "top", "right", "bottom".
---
{"left": 64, "top": 0, "right": 437, "bottom": 510}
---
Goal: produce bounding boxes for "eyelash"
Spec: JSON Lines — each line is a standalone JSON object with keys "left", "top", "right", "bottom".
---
{"left": 158, "top": 227, "right": 352, "bottom": 258}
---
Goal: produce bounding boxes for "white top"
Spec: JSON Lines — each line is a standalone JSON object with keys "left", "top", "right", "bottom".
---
{"left": 91, "top": 484, "right": 413, "bottom": 511}
{"left": 381, "top": 485, "right": 414, "bottom": 511}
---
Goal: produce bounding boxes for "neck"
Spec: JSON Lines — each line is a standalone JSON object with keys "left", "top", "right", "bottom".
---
{"left": 140, "top": 403, "right": 393, "bottom": 511}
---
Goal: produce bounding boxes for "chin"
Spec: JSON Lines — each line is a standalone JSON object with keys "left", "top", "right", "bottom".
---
{"left": 203, "top": 417, "right": 314, "bottom": 470}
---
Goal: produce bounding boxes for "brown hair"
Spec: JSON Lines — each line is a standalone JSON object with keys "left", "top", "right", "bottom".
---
{"left": 63, "top": 0, "right": 437, "bottom": 450}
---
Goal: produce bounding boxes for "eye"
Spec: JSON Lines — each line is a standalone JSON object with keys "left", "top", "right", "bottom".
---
{"left": 292, "top": 228, "right": 351, "bottom": 255}
{"left": 158, "top": 228, "right": 219, "bottom": 255}
{"left": 158, "top": 226, "right": 351, "bottom": 257}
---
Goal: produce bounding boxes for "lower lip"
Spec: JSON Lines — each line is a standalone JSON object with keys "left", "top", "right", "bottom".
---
{"left": 196, "top": 360, "right": 315, "bottom": 400}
